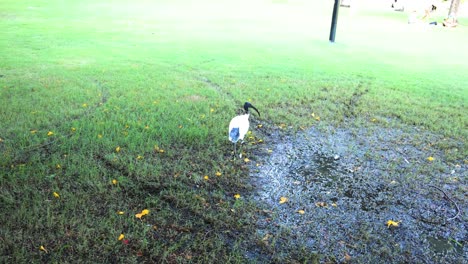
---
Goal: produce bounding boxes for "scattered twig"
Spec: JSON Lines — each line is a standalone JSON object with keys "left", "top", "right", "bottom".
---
{"left": 428, "top": 185, "right": 461, "bottom": 221}
{"left": 394, "top": 148, "right": 410, "bottom": 164}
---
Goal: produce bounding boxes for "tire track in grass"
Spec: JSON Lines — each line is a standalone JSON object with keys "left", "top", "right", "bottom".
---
{"left": 197, "top": 75, "right": 239, "bottom": 106}
{"left": 6, "top": 80, "right": 110, "bottom": 167}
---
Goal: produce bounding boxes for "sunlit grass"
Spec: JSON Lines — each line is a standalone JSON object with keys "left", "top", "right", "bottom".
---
{"left": 0, "top": 0, "right": 466, "bottom": 262}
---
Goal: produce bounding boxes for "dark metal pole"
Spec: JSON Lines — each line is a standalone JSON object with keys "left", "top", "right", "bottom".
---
{"left": 329, "top": 0, "right": 340, "bottom": 42}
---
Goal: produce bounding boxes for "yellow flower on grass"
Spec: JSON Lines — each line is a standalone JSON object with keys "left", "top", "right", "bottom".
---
{"left": 115, "top": 146, "right": 121, "bottom": 153}
{"left": 118, "top": 234, "right": 125, "bottom": 241}
{"left": 234, "top": 194, "right": 241, "bottom": 199}
{"left": 98, "top": 134, "right": 103, "bottom": 138}
{"left": 204, "top": 175, "right": 209, "bottom": 181}
{"left": 53, "top": 192, "right": 60, "bottom": 198}
{"left": 310, "top": 112, "right": 320, "bottom": 121}
{"left": 135, "top": 209, "right": 150, "bottom": 219}
{"left": 154, "top": 145, "right": 165, "bottom": 153}
{"left": 136, "top": 155, "right": 143, "bottom": 160}
{"left": 71, "top": 127, "right": 76, "bottom": 132}
{"left": 117, "top": 211, "right": 125, "bottom": 215}
{"left": 427, "top": 156, "right": 435, "bottom": 161}
{"left": 279, "top": 196, "right": 288, "bottom": 204}
{"left": 112, "top": 179, "right": 118, "bottom": 185}
{"left": 297, "top": 210, "right": 305, "bottom": 214}
{"left": 386, "top": 220, "right": 401, "bottom": 228}
{"left": 215, "top": 171, "right": 222, "bottom": 177}
{"left": 39, "top": 245, "right": 48, "bottom": 253}
{"left": 82, "top": 103, "right": 88, "bottom": 107}
{"left": 244, "top": 158, "right": 250, "bottom": 163}
{"left": 141, "top": 209, "right": 149, "bottom": 215}
{"left": 47, "top": 131, "right": 54, "bottom": 136}
{"left": 31, "top": 130, "right": 38, "bottom": 134}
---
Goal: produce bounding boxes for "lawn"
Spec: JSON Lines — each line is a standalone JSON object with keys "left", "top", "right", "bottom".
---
{"left": 0, "top": 0, "right": 466, "bottom": 262}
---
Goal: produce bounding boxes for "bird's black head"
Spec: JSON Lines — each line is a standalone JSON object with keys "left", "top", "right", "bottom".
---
{"left": 244, "top": 102, "right": 260, "bottom": 116}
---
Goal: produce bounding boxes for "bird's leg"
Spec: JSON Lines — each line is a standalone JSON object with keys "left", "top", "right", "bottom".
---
{"left": 233, "top": 142, "right": 237, "bottom": 159}
{"left": 239, "top": 140, "right": 244, "bottom": 158}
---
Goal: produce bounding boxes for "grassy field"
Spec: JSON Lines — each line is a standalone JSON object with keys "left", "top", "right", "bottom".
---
{"left": 1, "top": 0, "right": 467, "bottom": 262}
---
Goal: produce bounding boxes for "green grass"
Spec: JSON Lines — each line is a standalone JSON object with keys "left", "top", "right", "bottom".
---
{"left": 1, "top": 0, "right": 467, "bottom": 262}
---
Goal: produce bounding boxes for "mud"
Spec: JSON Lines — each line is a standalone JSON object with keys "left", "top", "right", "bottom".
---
{"left": 249, "top": 122, "right": 466, "bottom": 263}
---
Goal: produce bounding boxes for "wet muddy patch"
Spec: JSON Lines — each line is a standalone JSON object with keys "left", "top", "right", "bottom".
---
{"left": 249, "top": 123, "right": 466, "bottom": 263}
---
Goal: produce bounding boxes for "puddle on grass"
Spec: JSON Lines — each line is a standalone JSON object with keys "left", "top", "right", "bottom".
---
{"left": 249, "top": 124, "right": 467, "bottom": 263}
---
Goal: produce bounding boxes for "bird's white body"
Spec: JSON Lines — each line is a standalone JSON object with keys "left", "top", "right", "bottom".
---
{"left": 228, "top": 102, "right": 260, "bottom": 157}
{"left": 228, "top": 113, "right": 250, "bottom": 143}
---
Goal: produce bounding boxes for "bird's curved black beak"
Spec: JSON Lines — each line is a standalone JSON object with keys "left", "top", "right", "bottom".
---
{"left": 244, "top": 102, "right": 260, "bottom": 116}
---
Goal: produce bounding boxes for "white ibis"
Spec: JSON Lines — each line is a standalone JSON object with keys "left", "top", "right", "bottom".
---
{"left": 228, "top": 102, "right": 260, "bottom": 157}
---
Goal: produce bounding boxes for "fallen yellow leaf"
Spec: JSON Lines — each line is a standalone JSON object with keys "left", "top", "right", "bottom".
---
{"left": 47, "top": 131, "right": 54, "bottom": 136}
{"left": 234, "top": 194, "right": 241, "bottom": 199}
{"left": 115, "top": 146, "right": 121, "bottom": 153}
{"left": 297, "top": 209, "right": 305, "bottom": 214}
{"left": 117, "top": 211, "right": 124, "bottom": 215}
{"left": 204, "top": 175, "right": 209, "bottom": 180}
{"left": 39, "top": 245, "right": 48, "bottom": 253}
{"left": 118, "top": 234, "right": 125, "bottom": 241}
{"left": 427, "top": 156, "right": 435, "bottom": 161}
{"left": 215, "top": 171, "right": 222, "bottom": 177}
{"left": 279, "top": 197, "right": 288, "bottom": 204}
{"left": 244, "top": 158, "right": 250, "bottom": 163}
{"left": 262, "top": 233, "right": 272, "bottom": 241}
{"left": 112, "top": 179, "right": 118, "bottom": 185}
{"left": 135, "top": 213, "right": 143, "bottom": 219}
{"left": 386, "top": 220, "right": 401, "bottom": 228}
{"left": 315, "top": 202, "right": 327, "bottom": 207}
{"left": 53, "top": 192, "right": 60, "bottom": 198}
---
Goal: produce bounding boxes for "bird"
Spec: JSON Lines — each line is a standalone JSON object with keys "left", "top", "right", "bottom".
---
{"left": 228, "top": 102, "right": 260, "bottom": 157}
